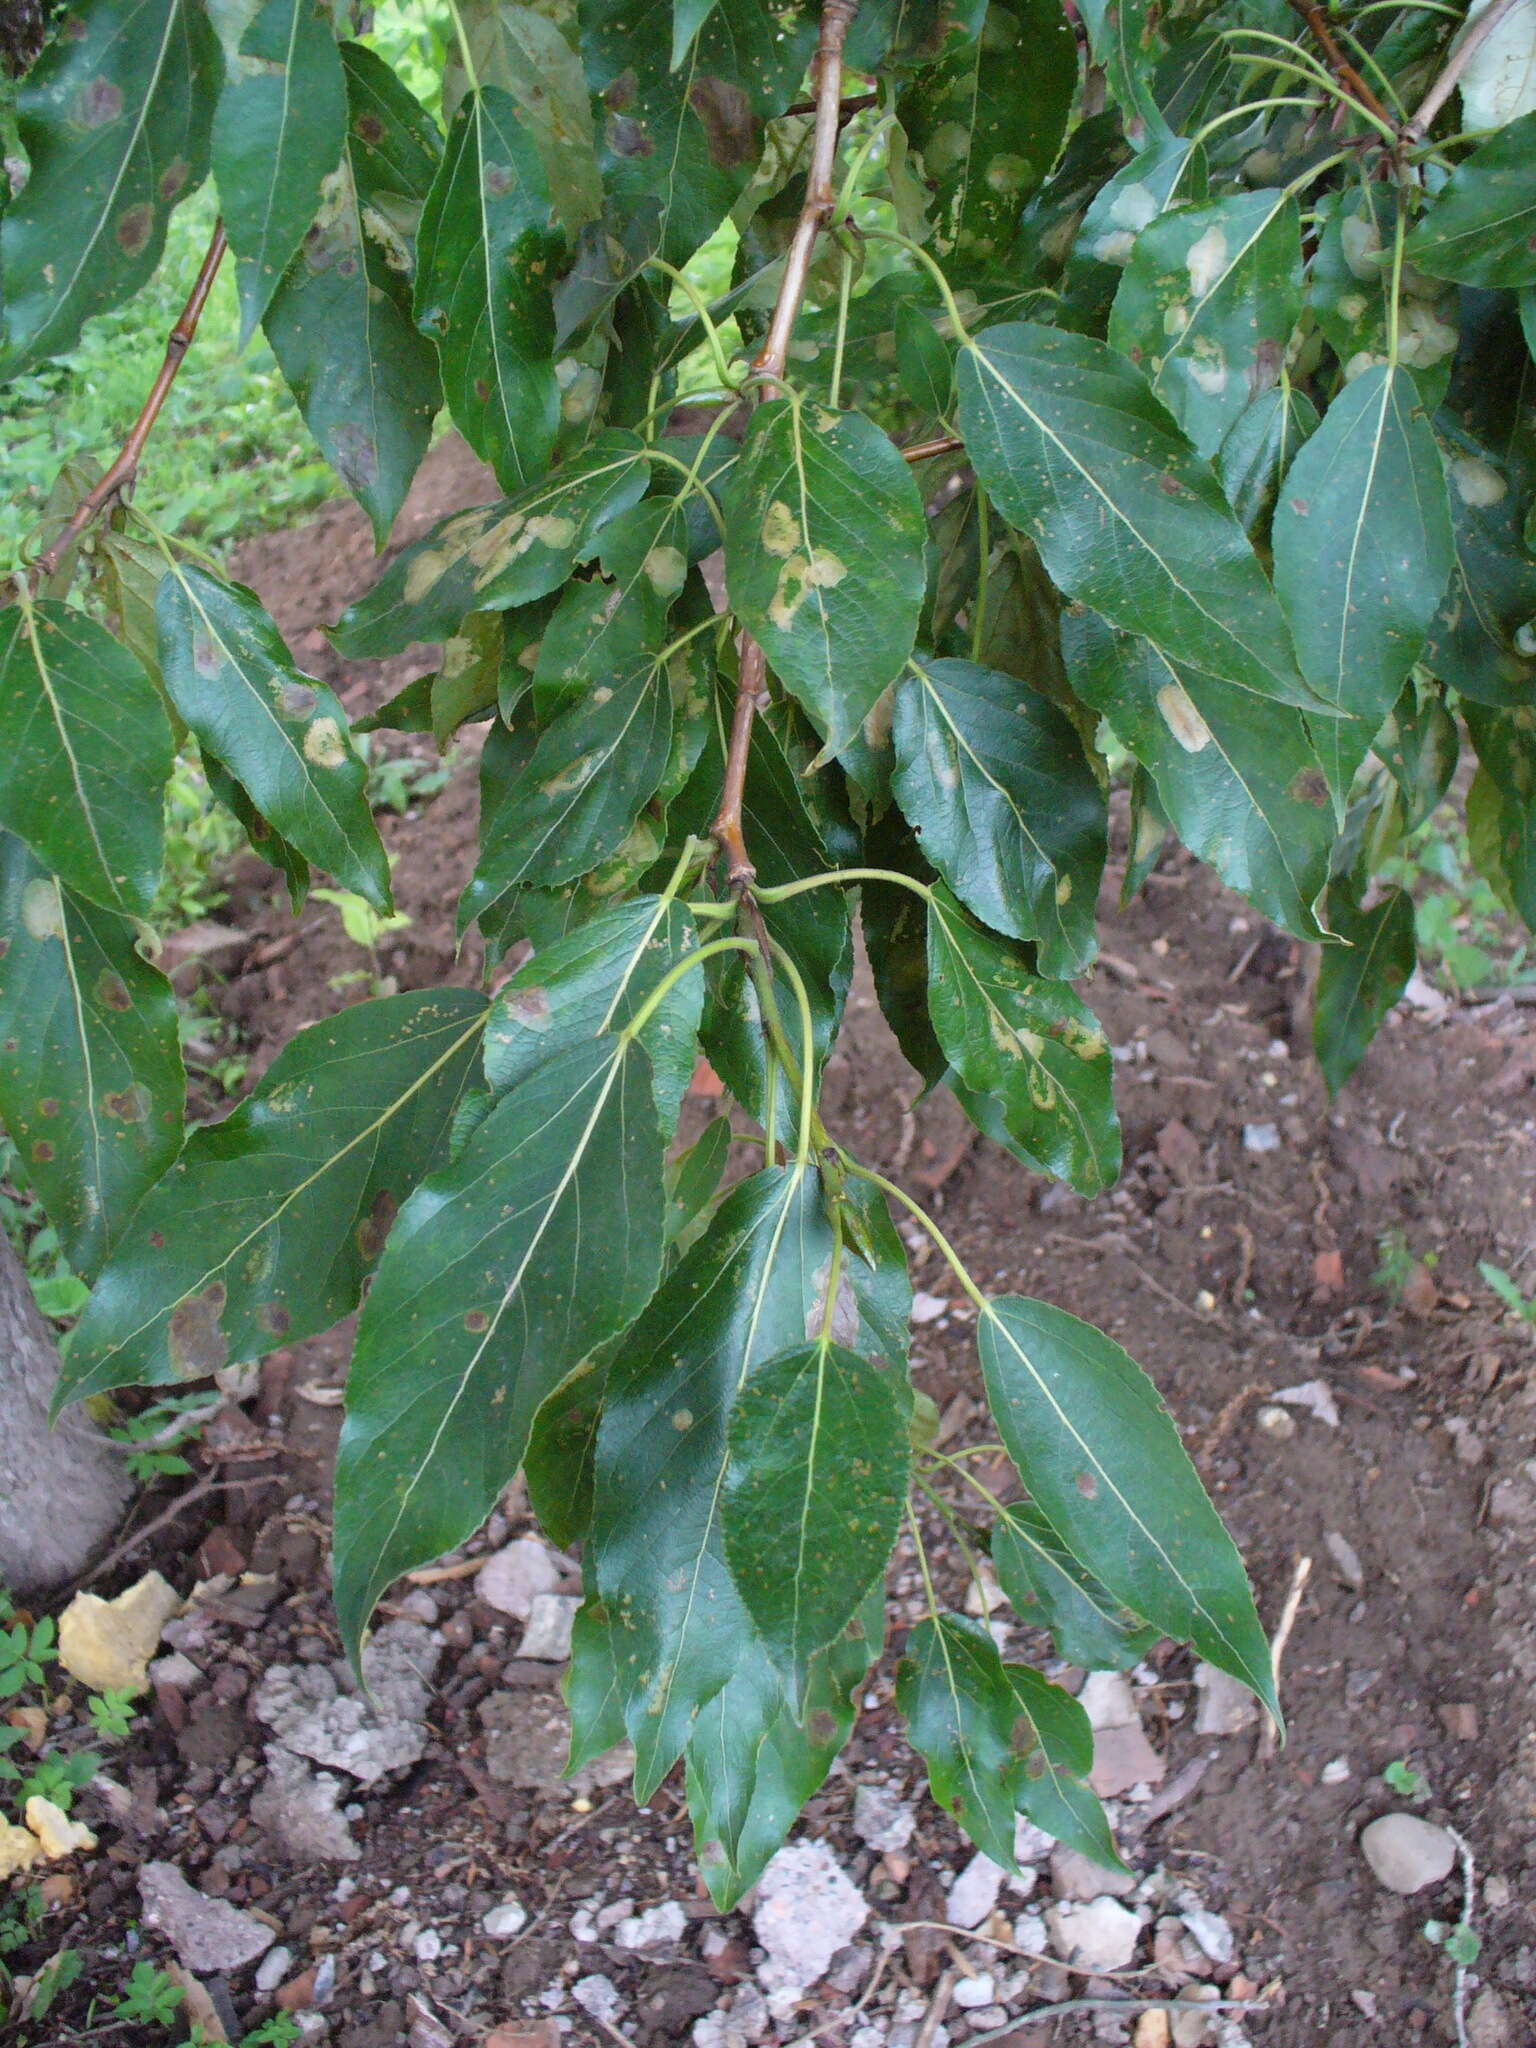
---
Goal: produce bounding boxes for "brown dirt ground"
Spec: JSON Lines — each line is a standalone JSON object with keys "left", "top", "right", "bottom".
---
{"left": 11, "top": 443, "right": 1536, "bottom": 2048}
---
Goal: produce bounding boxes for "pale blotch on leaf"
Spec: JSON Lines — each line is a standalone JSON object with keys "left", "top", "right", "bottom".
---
{"left": 1184, "top": 225, "right": 1228, "bottom": 298}
{"left": 168, "top": 1281, "right": 229, "bottom": 1376}
{"left": 644, "top": 545, "right": 687, "bottom": 597}
{"left": 769, "top": 549, "right": 848, "bottom": 630}
{"left": 761, "top": 500, "right": 801, "bottom": 559}
{"left": 1156, "top": 681, "right": 1213, "bottom": 754}
{"left": 20, "top": 877, "right": 65, "bottom": 943}
{"left": 303, "top": 717, "right": 348, "bottom": 769}
{"left": 1055, "top": 874, "right": 1073, "bottom": 906}
{"left": 1452, "top": 455, "right": 1506, "bottom": 509}
{"left": 806, "top": 1258, "right": 859, "bottom": 1346}
{"left": 1340, "top": 212, "right": 1383, "bottom": 281}
{"left": 404, "top": 549, "right": 450, "bottom": 604}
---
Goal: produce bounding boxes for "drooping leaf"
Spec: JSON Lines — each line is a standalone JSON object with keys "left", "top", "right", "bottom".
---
{"left": 722, "top": 1334, "right": 910, "bottom": 1688}
{"left": 1108, "top": 190, "right": 1302, "bottom": 458}
{"left": 1311, "top": 185, "right": 1459, "bottom": 405}
{"left": 210, "top": 0, "right": 348, "bottom": 341}
{"left": 203, "top": 757, "right": 310, "bottom": 913}
{"left": 0, "top": 834, "right": 184, "bottom": 1280}
{"left": 1426, "top": 419, "right": 1536, "bottom": 707}
{"left": 862, "top": 815, "right": 946, "bottom": 1088}
{"left": 330, "top": 432, "right": 650, "bottom": 657}
{"left": 1076, "top": 0, "right": 1172, "bottom": 150}
{"left": 0, "top": 597, "right": 173, "bottom": 920}
{"left": 525, "top": 1362, "right": 606, "bottom": 1548}
{"left": 1462, "top": 704, "right": 1536, "bottom": 931}
{"left": 332, "top": 1033, "right": 664, "bottom": 1656}
{"left": 926, "top": 886, "right": 1120, "bottom": 1195}
{"left": 666, "top": 1113, "right": 732, "bottom": 1251}
{"left": 442, "top": 0, "right": 603, "bottom": 231}
{"left": 157, "top": 564, "right": 391, "bottom": 911}
{"left": 891, "top": 656, "right": 1104, "bottom": 977}
{"left": 956, "top": 323, "right": 1315, "bottom": 709}
{"left": 894, "top": 301, "right": 954, "bottom": 417}
{"left": 978, "top": 1294, "right": 1278, "bottom": 1718}
{"left": 1313, "top": 882, "right": 1416, "bottom": 1096}
{"left": 990, "top": 1496, "right": 1159, "bottom": 1672}
{"left": 1216, "top": 384, "right": 1318, "bottom": 538}
{"left": 262, "top": 43, "right": 443, "bottom": 545}
{"left": 899, "top": 0, "right": 1077, "bottom": 267}
{"left": 1062, "top": 610, "right": 1332, "bottom": 941}
{"left": 0, "top": 0, "right": 218, "bottom": 378}
{"left": 897, "top": 1613, "right": 1123, "bottom": 1873}
{"left": 1272, "top": 363, "right": 1454, "bottom": 800}
{"left": 56, "top": 989, "right": 488, "bottom": 1405}
{"left": 724, "top": 402, "right": 927, "bottom": 753}
{"left": 482, "top": 894, "right": 702, "bottom": 1127}
{"left": 415, "top": 85, "right": 562, "bottom": 493}
{"left": 1404, "top": 113, "right": 1536, "bottom": 289}
{"left": 430, "top": 611, "right": 503, "bottom": 749}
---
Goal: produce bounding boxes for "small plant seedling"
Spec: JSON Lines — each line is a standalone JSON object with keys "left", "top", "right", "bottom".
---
{"left": 1423, "top": 1917, "right": 1481, "bottom": 1966}
{"left": 1479, "top": 1261, "right": 1536, "bottom": 1329}
{"left": 1384, "top": 1757, "right": 1431, "bottom": 1800}
{"left": 0, "top": 1614, "right": 54, "bottom": 1700}
{"left": 114, "top": 1958, "right": 185, "bottom": 2027}
{"left": 85, "top": 1689, "right": 136, "bottom": 1741}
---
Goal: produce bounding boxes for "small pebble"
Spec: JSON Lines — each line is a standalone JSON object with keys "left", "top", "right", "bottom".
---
{"left": 256, "top": 1946, "right": 293, "bottom": 1994}
{"left": 1359, "top": 1813, "right": 1457, "bottom": 1894}
{"left": 412, "top": 1929, "right": 443, "bottom": 1963}
{"left": 481, "top": 1897, "right": 528, "bottom": 1939}
{"left": 1242, "top": 1122, "right": 1280, "bottom": 1154}
{"left": 952, "top": 1973, "right": 996, "bottom": 2009}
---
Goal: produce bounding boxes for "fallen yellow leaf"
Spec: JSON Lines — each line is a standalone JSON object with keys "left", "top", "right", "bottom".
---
{"left": 0, "top": 1818, "right": 41, "bottom": 1878}
{"left": 57, "top": 1570, "right": 182, "bottom": 1696}
{"left": 24, "top": 1796, "right": 96, "bottom": 1860}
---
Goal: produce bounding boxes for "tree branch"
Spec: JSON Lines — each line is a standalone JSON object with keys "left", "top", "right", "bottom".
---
{"left": 710, "top": 0, "right": 860, "bottom": 892}
{"left": 29, "top": 220, "right": 228, "bottom": 588}
{"left": 1407, "top": 0, "right": 1524, "bottom": 138}
{"left": 1286, "top": 0, "right": 1397, "bottom": 131}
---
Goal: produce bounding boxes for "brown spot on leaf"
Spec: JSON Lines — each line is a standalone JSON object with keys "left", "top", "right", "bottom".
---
{"left": 354, "top": 111, "right": 385, "bottom": 144}
{"left": 356, "top": 1189, "right": 398, "bottom": 1262}
{"left": 1288, "top": 765, "right": 1329, "bottom": 808}
{"left": 688, "top": 76, "right": 756, "bottom": 169}
{"left": 483, "top": 161, "right": 514, "bottom": 197}
{"left": 257, "top": 1302, "right": 292, "bottom": 1336}
{"left": 75, "top": 76, "right": 123, "bottom": 127}
{"left": 95, "top": 969, "right": 131, "bottom": 1011}
{"left": 1075, "top": 1470, "right": 1098, "bottom": 1499}
{"left": 192, "top": 632, "right": 222, "bottom": 677}
{"left": 102, "top": 1084, "right": 151, "bottom": 1123}
{"left": 38, "top": 1098, "right": 59, "bottom": 1118}
{"left": 280, "top": 681, "right": 318, "bottom": 719}
{"left": 465, "top": 1309, "right": 491, "bottom": 1333}
{"left": 169, "top": 1282, "right": 229, "bottom": 1377}
{"left": 607, "top": 112, "right": 652, "bottom": 158}
{"left": 31, "top": 1140, "right": 54, "bottom": 1163}
{"left": 603, "top": 71, "right": 638, "bottom": 112}
{"left": 116, "top": 203, "right": 154, "bottom": 256}
{"left": 159, "top": 157, "right": 190, "bottom": 203}
{"left": 807, "top": 1710, "right": 838, "bottom": 1744}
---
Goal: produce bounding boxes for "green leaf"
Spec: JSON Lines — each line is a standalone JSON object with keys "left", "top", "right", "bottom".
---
{"left": 1108, "top": 190, "right": 1302, "bottom": 459}
{"left": 1404, "top": 113, "right": 1536, "bottom": 288}
{"left": 0, "top": 0, "right": 218, "bottom": 378}
{"left": 722, "top": 1333, "right": 910, "bottom": 1688}
{"left": 443, "top": 0, "right": 602, "bottom": 232}
{"left": 525, "top": 1363, "right": 605, "bottom": 1548}
{"left": 899, "top": 0, "right": 1077, "bottom": 266}
{"left": 56, "top": 989, "right": 487, "bottom": 1406}
{"left": 1313, "top": 882, "right": 1416, "bottom": 1096}
{"left": 430, "top": 611, "right": 503, "bottom": 749}
{"left": 332, "top": 1034, "right": 664, "bottom": 1656}
{"left": 580, "top": 0, "right": 816, "bottom": 264}
{"left": 1271, "top": 364, "right": 1454, "bottom": 800}
{"left": 330, "top": 432, "right": 651, "bottom": 657}
{"left": 156, "top": 563, "right": 391, "bottom": 911}
{"left": 482, "top": 895, "right": 702, "bottom": 1127}
{"left": 894, "top": 300, "right": 954, "bottom": 417}
{"left": 978, "top": 1294, "right": 1278, "bottom": 1719}
{"left": 684, "top": 1582, "right": 883, "bottom": 1910}
{"left": 211, "top": 0, "right": 348, "bottom": 342}
{"left": 671, "top": 0, "right": 720, "bottom": 67}
{"left": 926, "top": 886, "right": 1120, "bottom": 1195}
{"left": 724, "top": 402, "right": 927, "bottom": 754}
{"left": 957, "top": 323, "right": 1315, "bottom": 710}
{"left": 891, "top": 656, "right": 1104, "bottom": 977}
{"left": 1462, "top": 705, "right": 1536, "bottom": 931}
{"left": 1425, "top": 420, "right": 1536, "bottom": 707}
{"left": 1076, "top": 0, "right": 1171, "bottom": 151}
{"left": 262, "top": 43, "right": 443, "bottom": 545}
{"left": 0, "top": 598, "right": 173, "bottom": 919}
{"left": 990, "top": 1497, "right": 1159, "bottom": 1672}
{"left": 1312, "top": 186, "right": 1458, "bottom": 406}
{"left": 666, "top": 1113, "right": 731, "bottom": 1251}
{"left": 0, "top": 834, "right": 184, "bottom": 1281}
{"left": 591, "top": 1163, "right": 902, "bottom": 1799}
{"left": 203, "top": 758, "right": 310, "bottom": 912}
{"left": 1062, "top": 610, "right": 1332, "bottom": 941}
{"left": 1216, "top": 384, "right": 1318, "bottom": 538}
{"left": 897, "top": 1614, "right": 1122, "bottom": 1873}
{"left": 415, "top": 86, "right": 562, "bottom": 494}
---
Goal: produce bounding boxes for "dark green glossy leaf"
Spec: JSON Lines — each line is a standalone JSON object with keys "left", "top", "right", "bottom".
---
{"left": 333, "top": 1034, "right": 664, "bottom": 1656}
{"left": 157, "top": 564, "right": 391, "bottom": 912}
{"left": 416, "top": 85, "right": 562, "bottom": 493}
{"left": 1312, "top": 186, "right": 1458, "bottom": 406}
{"left": 0, "top": 0, "right": 218, "bottom": 378}
{"left": 1062, "top": 610, "right": 1332, "bottom": 940}
{"left": 927, "top": 887, "right": 1119, "bottom": 1195}
{"left": 482, "top": 895, "right": 702, "bottom": 1127}
{"left": 894, "top": 301, "right": 953, "bottom": 417}
{"left": 263, "top": 43, "right": 443, "bottom": 545}
{"left": 0, "top": 834, "right": 184, "bottom": 1280}
{"left": 0, "top": 597, "right": 173, "bottom": 919}
{"left": 1463, "top": 705, "right": 1536, "bottom": 931}
{"left": 957, "top": 323, "right": 1315, "bottom": 709}
{"left": 331, "top": 432, "right": 650, "bottom": 657}
{"left": 445, "top": 0, "right": 601, "bottom": 231}
{"left": 684, "top": 1582, "right": 883, "bottom": 1910}
{"left": 211, "top": 0, "right": 347, "bottom": 341}
{"left": 897, "top": 1613, "right": 1123, "bottom": 1872}
{"left": 724, "top": 402, "right": 927, "bottom": 753}
{"left": 990, "top": 1497, "right": 1159, "bottom": 1672}
{"left": 1425, "top": 421, "right": 1536, "bottom": 707}
{"left": 722, "top": 1335, "right": 910, "bottom": 1686}
{"left": 57, "top": 989, "right": 488, "bottom": 1405}
{"left": 203, "top": 757, "right": 310, "bottom": 913}
{"left": 666, "top": 1112, "right": 732, "bottom": 1252}
{"left": 430, "top": 611, "right": 502, "bottom": 748}
{"left": 978, "top": 1293, "right": 1278, "bottom": 1718}
{"left": 1109, "top": 190, "right": 1302, "bottom": 459}
{"left": 1272, "top": 364, "right": 1454, "bottom": 800}
{"left": 1077, "top": 0, "right": 1171, "bottom": 151}
{"left": 1216, "top": 384, "right": 1318, "bottom": 539}
{"left": 1405, "top": 114, "right": 1536, "bottom": 289}
{"left": 1313, "top": 882, "right": 1416, "bottom": 1096}
{"left": 899, "top": 0, "right": 1076, "bottom": 267}
{"left": 891, "top": 656, "right": 1104, "bottom": 977}
{"left": 525, "top": 1363, "right": 605, "bottom": 1548}
{"left": 862, "top": 819, "right": 945, "bottom": 1088}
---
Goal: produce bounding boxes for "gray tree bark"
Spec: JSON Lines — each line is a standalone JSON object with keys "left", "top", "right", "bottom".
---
{"left": 0, "top": 1230, "right": 128, "bottom": 1593}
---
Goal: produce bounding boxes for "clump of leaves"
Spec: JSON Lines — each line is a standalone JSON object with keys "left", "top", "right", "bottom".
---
{"left": 3, "top": 0, "right": 1535, "bottom": 1904}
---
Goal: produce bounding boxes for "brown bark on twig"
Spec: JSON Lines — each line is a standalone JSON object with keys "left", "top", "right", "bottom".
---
{"left": 1287, "top": 0, "right": 1395, "bottom": 130}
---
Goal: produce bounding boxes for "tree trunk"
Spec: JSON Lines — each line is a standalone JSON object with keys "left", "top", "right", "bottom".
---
{"left": 0, "top": 1230, "right": 128, "bottom": 1593}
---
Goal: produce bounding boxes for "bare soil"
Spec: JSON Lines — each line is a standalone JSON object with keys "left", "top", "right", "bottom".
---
{"left": 13, "top": 443, "right": 1536, "bottom": 2048}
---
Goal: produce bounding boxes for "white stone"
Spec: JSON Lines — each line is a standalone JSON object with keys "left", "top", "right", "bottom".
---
{"left": 1241, "top": 1122, "right": 1280, "bottom": 1154}
{"left": 256, "top": 1946, "right": 293, "bottom": 1993}
{"left": 138, "top": 1862, "right": 275, "bottom": 1974}
{"left": 250, "top": 1746, "right": 359, "bottom": 1864}
{"left": 1192, "top": 1663, "right": 1260, "bottom": 1737}
{"left": 1359, "top": 1814, "right": 1457, "bottom": 1894}
{"left": 475, "top": 1537, "right": 565, "bottom": 1621}
{"left": 911, "top": 1292, "right": 950, "bottom": 1324}
{"left": 753, "top": 1841, "right": 867, "bottom": 2001}
{"left": 952, "top": 1974, "right": 996, "bottom": 2009}
{"left": 1014, "top": 1817, "right": 1054, "bottom": 1864}
{"left": 482, "top": 1897, "right": 529, "bottom": 1938}
{"left": 1051, "top": 1846, "right": 1136, "bottom": 1901}
{"left": 614, "top": 1900, "right": 688, "bottom": 1950}
{"left": 946, "top": 1852, "right": 1004, "bottom": 1928}
{"left": 252, "top": 1620, "right": 440, "bottom": 1785}
{"left": 1180, "top": 1908, "right": 1234, "bottom": 1965}
{"left": 1046, "top": 1896, "right": 1141, "bottom": 1972}
{"left": 1320, "top": 1758, "right": 1351, "bottom": 1785}
{"left": 1271, "top": 1380, "right": 1340, "bottom": 1428}
{"left": 1078, "top": 1671, "right": 1138, "bottom": 1730}
{"left": 516, "top": 1592, "right": 580, "bottom": 1662}
{"left": 573, "top": 1975, "right": 625, "bottom": 2025}
{"left": 412, "top": 1929, "right": 442, "bottom": 1963}
{"left": 852, "top": 1783, "right": 915, "bottom": 1852}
